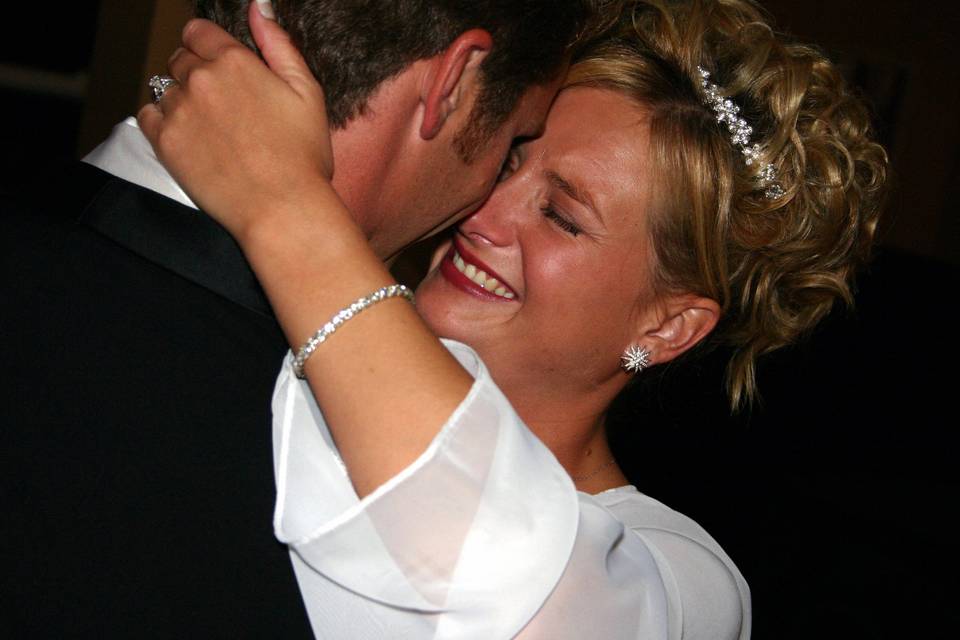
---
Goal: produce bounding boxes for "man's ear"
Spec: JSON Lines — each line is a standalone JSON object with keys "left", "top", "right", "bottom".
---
{"left": 633, "top": 294, "right": 720, "bottom": 366}
{"left": 419, "top": 29, "right": 493, "bottom": 140}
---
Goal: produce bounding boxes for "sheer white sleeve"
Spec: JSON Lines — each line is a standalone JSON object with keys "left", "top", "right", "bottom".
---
{"left": 271, "top": 339, "right": 749, "bottom": 640}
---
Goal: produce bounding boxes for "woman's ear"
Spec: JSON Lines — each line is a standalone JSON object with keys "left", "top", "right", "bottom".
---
{"left": 419, "top": 29, "right": 493, "bottom": 140}
{"left": 633, "top": 294, "right": 720, "bottom": 366}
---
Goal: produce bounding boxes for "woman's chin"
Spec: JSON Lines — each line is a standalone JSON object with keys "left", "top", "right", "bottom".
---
{"left": 415, "top": 288, "right": 462, "bottom": 340}
{"left": 415, "top": 281, "right": 482, "bottom": 346}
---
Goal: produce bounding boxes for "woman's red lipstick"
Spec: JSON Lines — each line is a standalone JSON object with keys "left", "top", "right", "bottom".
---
{"left": 439, "top": 238, "right": 517, "bottom": 302}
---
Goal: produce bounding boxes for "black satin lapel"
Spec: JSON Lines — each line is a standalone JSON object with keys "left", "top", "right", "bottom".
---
{"left": 76, "top": 167, "right": 274, "bottom": 318}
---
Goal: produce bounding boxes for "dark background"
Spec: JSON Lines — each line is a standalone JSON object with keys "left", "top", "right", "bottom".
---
{"left": 2, "top": 1, "right": 957, "bottom": 637}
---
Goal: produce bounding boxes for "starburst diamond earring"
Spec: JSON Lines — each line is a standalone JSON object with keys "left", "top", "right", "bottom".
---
{"left": 620, "top": 345, "right": 651, "bottom": 374}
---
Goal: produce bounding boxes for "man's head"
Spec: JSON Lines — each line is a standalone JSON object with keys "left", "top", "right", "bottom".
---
{"left": 194, "top": 0, "right": 611, "bottom": 256}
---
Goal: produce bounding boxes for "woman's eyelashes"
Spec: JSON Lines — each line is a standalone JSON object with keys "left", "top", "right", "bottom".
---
{"left": 541, "top": 204, "right": 582, "bottom": 236}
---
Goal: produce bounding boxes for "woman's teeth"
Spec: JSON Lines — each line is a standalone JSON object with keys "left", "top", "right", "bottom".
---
{"left": 452, "top": 251, "right": 515, "bottom": 299}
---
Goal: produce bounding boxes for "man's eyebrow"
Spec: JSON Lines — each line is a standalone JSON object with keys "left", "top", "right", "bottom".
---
{"left": 545, "top": 170, "right": 602, "bottom": 224}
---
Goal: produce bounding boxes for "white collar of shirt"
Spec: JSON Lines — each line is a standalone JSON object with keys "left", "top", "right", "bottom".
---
{"left": 83, "top": 117, "right": 197, "bottom": 210}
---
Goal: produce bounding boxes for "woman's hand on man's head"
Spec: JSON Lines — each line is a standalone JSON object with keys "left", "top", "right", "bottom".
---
{"left": 138, "top": 1, "right": 334, "bottom": 242}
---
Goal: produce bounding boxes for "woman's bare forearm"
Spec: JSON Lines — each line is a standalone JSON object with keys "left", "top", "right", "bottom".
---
{"left": 240, "top": 183, "right": 473, "bottom": 498}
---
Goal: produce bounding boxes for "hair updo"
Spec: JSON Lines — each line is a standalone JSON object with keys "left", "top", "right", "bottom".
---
{"left": 567, "top": 0, "right": 889, "bottom": 410}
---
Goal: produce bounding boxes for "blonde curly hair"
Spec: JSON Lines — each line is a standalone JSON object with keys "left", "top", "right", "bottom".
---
{"left": 568, "top": 0, "right": 889, "bottom": 410}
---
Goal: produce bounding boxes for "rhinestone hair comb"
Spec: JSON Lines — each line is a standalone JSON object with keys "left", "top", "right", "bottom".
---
{"left": 697, "top": 66, "right": 785, "bottom": 200}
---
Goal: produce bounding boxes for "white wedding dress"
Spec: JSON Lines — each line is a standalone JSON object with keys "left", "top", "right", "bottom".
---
{"left": 272, "top": 339, "right": 750, "bottom": 639}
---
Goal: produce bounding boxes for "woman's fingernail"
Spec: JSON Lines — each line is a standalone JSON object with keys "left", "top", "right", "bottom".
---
{"left": 168, "top": 47, "right": 186, "bottom": 67}
{"left": 256, "top": 0, "right": 276, "bottom": 20}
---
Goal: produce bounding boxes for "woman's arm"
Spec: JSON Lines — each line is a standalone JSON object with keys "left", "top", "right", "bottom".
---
{"left": 140, "top": 6, "right": 472, "bottom": 498}
{"left": 244, "top": 187, "right": 473, "bottom": 499}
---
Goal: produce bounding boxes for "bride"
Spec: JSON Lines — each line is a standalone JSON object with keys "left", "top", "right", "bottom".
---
{"left": 142, "top": 0, "right": 887, "bottom": 637}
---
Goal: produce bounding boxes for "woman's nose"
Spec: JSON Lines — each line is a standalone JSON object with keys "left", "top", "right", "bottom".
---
{"left": 459, "top": 176, "right": 535, "bottom": 247}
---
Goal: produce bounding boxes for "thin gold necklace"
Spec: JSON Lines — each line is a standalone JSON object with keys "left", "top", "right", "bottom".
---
{"left": 571, "top": 457, "right": 617, "bottom": 482}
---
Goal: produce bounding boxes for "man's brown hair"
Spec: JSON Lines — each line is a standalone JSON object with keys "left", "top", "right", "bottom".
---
{"left": 195, "top": 0, "right": 604, "bottom": 148}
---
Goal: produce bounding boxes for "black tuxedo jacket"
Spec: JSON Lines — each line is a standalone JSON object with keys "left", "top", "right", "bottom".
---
{"left": 0, "top": 163, "right": 314, "bottom": 637}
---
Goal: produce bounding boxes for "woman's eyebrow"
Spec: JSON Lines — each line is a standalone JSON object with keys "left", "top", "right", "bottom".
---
{"left": 545, "top": 170, "right": 603, "bottom": 226}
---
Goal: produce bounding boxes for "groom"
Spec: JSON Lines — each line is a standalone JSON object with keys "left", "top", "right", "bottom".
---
{"left": 0, "top": 0, "right": 600, "bottom": 635}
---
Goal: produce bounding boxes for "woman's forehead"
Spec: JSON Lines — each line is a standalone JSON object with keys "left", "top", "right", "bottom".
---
{"left": 539, "top": 88, "right": 654, "bottom": 221}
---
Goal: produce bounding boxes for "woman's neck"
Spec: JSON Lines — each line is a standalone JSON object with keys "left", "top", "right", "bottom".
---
{"left": 514, "top": 397, "right": 629, "bottom": 494}
{"left": 478, "top": 349, "right": 632, "bottom": 493}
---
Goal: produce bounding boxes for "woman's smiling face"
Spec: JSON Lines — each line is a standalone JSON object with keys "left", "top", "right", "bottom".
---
{"left": 415, "top": 87, "right": 661, "bottom": 403}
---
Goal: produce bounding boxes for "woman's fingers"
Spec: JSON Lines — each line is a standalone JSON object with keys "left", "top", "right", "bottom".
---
{"left": 181, "top": 17, "right": 245, "bottom": 61}
{"left": 138, "top": 80, "right": 187, "bottom": 154}
{"left": 135, "top": 1, "right": 336, "bottom": 235}
{"left": 137, "top": 102, "right": 166, "bottom": 153}
{"left": 247, "top": 1, "right": 324, "bottom": 104}
{"left": 245, "top": 1, "right": 331, "bottom": 175}
{"left": 167, "top": 48, "right": 206, "bottom": 87}
{"left": 253, "top": 0, "right": 276, "bottom": 20}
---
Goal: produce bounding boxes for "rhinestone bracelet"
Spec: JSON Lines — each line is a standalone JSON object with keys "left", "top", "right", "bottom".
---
{"left": 292, "top": 284, "right": 415, "bottom": 379}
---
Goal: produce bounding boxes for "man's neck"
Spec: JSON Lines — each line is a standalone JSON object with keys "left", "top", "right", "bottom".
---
{"left": 328, "top": 68, "right": 426, "bottom": 260}
{"left": 329, "top": 127, "right": 391, "bottom": 256}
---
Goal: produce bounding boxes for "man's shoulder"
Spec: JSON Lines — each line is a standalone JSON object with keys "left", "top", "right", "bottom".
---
{"left": 1, "top": 162, "right": 115, "bottom": 235}
{"left": 2, "top": 162, "right": 276, "bottom": 319}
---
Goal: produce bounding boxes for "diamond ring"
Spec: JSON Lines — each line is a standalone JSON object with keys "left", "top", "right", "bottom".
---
{"left": 148, "top": 75, "right": 178, "bottom": 104}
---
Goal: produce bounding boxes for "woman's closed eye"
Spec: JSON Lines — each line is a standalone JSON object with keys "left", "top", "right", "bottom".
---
{"left": 542, "top": 205, "right": 581, "bottom": 236}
